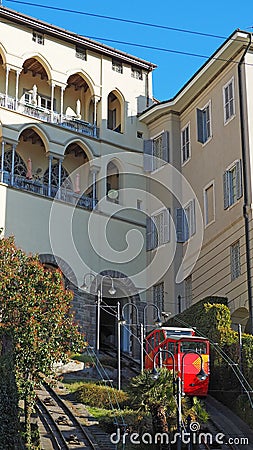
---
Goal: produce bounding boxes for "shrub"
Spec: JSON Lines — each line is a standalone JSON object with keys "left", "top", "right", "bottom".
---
{"left": 76, "top": 383, "right": 129, "bottom": 408}
{"left": 87, "top": 406, "right": 150, "bottom": 435}
{"left": 166, "top": 296, "right": 253, "bottom": 428}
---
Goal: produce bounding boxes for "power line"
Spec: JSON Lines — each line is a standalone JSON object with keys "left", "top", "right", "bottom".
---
{"left": 2, "top": 0, "right": 253, "bottom": 67}
{"left": 4, "top": 0, "right": 227, "bottom": 41}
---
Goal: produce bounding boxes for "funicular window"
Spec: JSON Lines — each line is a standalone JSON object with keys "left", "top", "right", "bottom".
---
{"left": 150, "top": 335, "right": 154, "bottom": 351}
{"left": 160, "top": 330, "right": 165, "bottom": 342}
{"left": 154, "top": 332, "right": 160, "bottom": 348}
{"left": 180, "top": 341, "right": 207, "bottom": 354}
{"left": 160, "top": 341, "right": 175, "bottom": 361}
{"left": 146, "top": 336, "right": 153, "bottom": 354}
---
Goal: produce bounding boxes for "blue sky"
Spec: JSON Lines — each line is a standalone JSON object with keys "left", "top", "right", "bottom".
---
{"left": 3, "top": 0, "right": 253, "bottom": 100}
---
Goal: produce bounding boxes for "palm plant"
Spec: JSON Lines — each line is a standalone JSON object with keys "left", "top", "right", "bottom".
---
{"left": 128, "top": 368, "right": 208, "bottom": 444}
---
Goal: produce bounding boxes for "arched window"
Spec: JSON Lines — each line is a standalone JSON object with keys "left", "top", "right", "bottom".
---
{"left": 107, "top": 92, "right": 122, "bottom": 133}
{"left": 43, "top": 163, "right": 72, "bottom": 190}
{"left": 107, "top": 161, "right": 119, "bottom": 202}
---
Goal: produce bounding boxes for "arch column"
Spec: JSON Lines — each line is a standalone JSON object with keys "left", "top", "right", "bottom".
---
{"left": 15, "top": 70, "right": 21, "bottom": 109}
{"left": 57, "top": 157, "right": 63, "bottom": 199}
{"left": 90, "top": 164, "right": 100, "bottom": 209}
{"left": 93, "top": 95, "right": 101, "bottom": 134}
{"left": 5, "top": 66, "right": 10, "bottom": 107}
{"left": 10, "top": 144, "right": 16, "bottom": 186}
{"left": 50, "top": 83, "right": 55, "bottom": 122}
{"left": 1, "top": 141, "right": 5, "bottom": 183}
{"left": 60, "top": 86, "right": 65, "bottom": 122}
{"left": 47, "top": 154, "right": 53, "bottom": 197}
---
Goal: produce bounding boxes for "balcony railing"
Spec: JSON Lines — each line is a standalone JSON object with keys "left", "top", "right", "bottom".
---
{"left": 0, "top": 94, "right": 99, "bottom": 138}
{"left": 0, "top": 171, "right": 95, "bottom": 210}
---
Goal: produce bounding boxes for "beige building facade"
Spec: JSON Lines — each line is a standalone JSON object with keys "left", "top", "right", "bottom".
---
{"left": 1, "top": 5, "right": 253, "bottom": 355}
{"left": 140, "top": 30, "right": 253, "bottom": 333}
{"left": 0, "top": 6, "right": 157, "bottom": 350}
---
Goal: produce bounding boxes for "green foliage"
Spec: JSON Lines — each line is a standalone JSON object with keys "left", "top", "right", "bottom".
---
{"left": 0, "top": 235, "right": 84, "bottom": 448}
{"left": 167, "top": 296, "right": 253, "bottom": 428}
{"left": 128, "top": 368, "right": 208, "bottom": 435}
{"left": 129, "top": 368, "right": 175, "bottom": 414}
{"left": 235, "top": 394, "right": 253, "bottom": 428}
{"left": 76, "top": 383, "right": 129, "bottom": 408}
{"left": 0, "top": 333, "right": 22, "bottom": 449}
{"left": 87, "top": 406, "right": 150, "bottom": 435}
{"left": 166, "top": 296, "right": 229, "bottom": 342}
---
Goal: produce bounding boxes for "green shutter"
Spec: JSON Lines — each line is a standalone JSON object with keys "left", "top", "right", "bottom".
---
{"left": 162, "top": 131, "right": 170, "bottom": 163}
{"left": 146, "top": 216, "right": 156, "bottom": 250}
{"left": 197, "top": 108, "right": 204, "bottom": 144}
{"left": 236, "top": 160, "right": 242, "bottom": 200}
{"left": 223, "top": 171, "right": 230, "bottom": 209}
{"left": 143, "top": 139, "right": 153, "bottom": 172}
{"left": 176, "top": 208, "right": 188, "bottom": 242}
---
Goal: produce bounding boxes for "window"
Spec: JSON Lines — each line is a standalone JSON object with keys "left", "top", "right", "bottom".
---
{"left": 137, "top": 131, "right": 143, "bottom": 139}
{"left": 184, "top": 200, "right": 196, "bottom": 238}
{"left": 231, "top": 241, "right": 241, "bottom": 281}
{"left": 181, "top": 124, "right": 191, "bottom": 164}
{"left": 153, "top": 282, "right": 164, "bottom": 318}
{"left": 180, "top": 341, "right": 207, "bottom": 354}
{"left": 146, "top": 208, "right": 170, "bottom": 250}
{"left": 23, "top": 89, "right": 55, "bottom": 111}
{"left": 107, "top": 161, "right": 119, "bottom": 202}
{"left": 223, "top": 78, "right": 235, "bottom": 123}
{"left": 197, "top": 102, "right": 211, "bottom": 144}
{"left": 131, "top": 66, "right": 143, "bottom": 80}
{"left": 75, "top": 46, "right": 87, "bottom": 60}
{"left": 108, "top": 108, "right": 116, "bottom": 130}
{"left": 137, "top": 199, "right": 142, "bottom": 210}
{"left": 176, "top": 200, "right": 196, "bottom": 242}
{"left": 143, "top": 132, "right": 169, "bottom": 171}
{"left": 112, "top": 59, "right": 123, "bottom": 73}
{"left": 32, "top": 31, "right": 44, "bottom": 45}
{"left": 223, "top": 160, "right": 242, "bottom": 209}
{"left": 204, "top": 182, "right": 215, "bottom": 225}
{"left": 107, "top": 92, "right": 122, "bottom": 132}
{"left": 40, "top": 95, "right": 52, "bottom": 110}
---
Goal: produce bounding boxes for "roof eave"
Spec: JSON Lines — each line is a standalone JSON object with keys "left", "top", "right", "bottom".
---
{"left": 0, "top": 5, "right": 157, "bottom": 71}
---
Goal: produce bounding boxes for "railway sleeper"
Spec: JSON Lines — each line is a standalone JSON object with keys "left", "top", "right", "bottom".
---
{"left": 55, "top": 415, "right": 69, "bottom": 425}
{"left": 66, "top": 434, "right": 81, "bottom": 445}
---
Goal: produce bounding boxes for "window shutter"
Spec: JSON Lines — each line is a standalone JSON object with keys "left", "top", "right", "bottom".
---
{"left": 162, "top": 131, "right": 170, "bottom": 163}
{"left": 163, "top": 209, "right": 170, "bottom": 243}
{"left": 223, "top": 171, "right": 230, "bottom": 209}
{"left": 190, "top": 199, "right": 196, "bottom": 235}
{"left": 236, "top": 160, "right": 242, "bottom": 200}
{"left": 197, "top": 108, "right": 204, "bottom": 144}
{"left": 146, "top": 216, "right": 156, "bottom": 250}
{"left": 143, "top": 139, "right": 153, "bottom": 172}
{"left": 176, "top": 208, "right": 188, "bottom": 243}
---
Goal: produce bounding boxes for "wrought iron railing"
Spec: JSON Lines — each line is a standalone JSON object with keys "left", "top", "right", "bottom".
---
{"left": 0, "top": 171, "right": 95, "bottom": 210}
{"left": 0, "top": 94, "right": 99, "bottom": 138}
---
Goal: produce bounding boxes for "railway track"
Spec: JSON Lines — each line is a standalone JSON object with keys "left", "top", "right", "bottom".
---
{"left": 101, "top": 347, "right": 140, "bottom": 377}
{"left": 36, "top": 382, "right": 115, "bottom": 450}
{"left": 199, "top": 396, "right": 252, "bottom": 450}
{"left": 199, "top": 415, "right": 238, "bottom": 450}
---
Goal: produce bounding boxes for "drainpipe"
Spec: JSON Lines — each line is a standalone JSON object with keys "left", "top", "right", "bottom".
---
{"left": 238, "top": 32, "right": 253, "bottom": 334}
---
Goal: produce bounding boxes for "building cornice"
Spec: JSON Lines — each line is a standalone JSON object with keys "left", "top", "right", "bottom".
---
{"left": 139, "top": 30, "right": 251, "bottom": 122}
{"left": 0, "top": 6, "right": 157, "bottom": 71}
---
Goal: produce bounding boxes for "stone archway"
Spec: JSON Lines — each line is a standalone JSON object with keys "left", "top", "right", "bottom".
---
{"left": 92, "top": 270, "right": 141, "bottom": 355}
{"left": 39, "top": 253, "right": 77, "bottom": 287}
